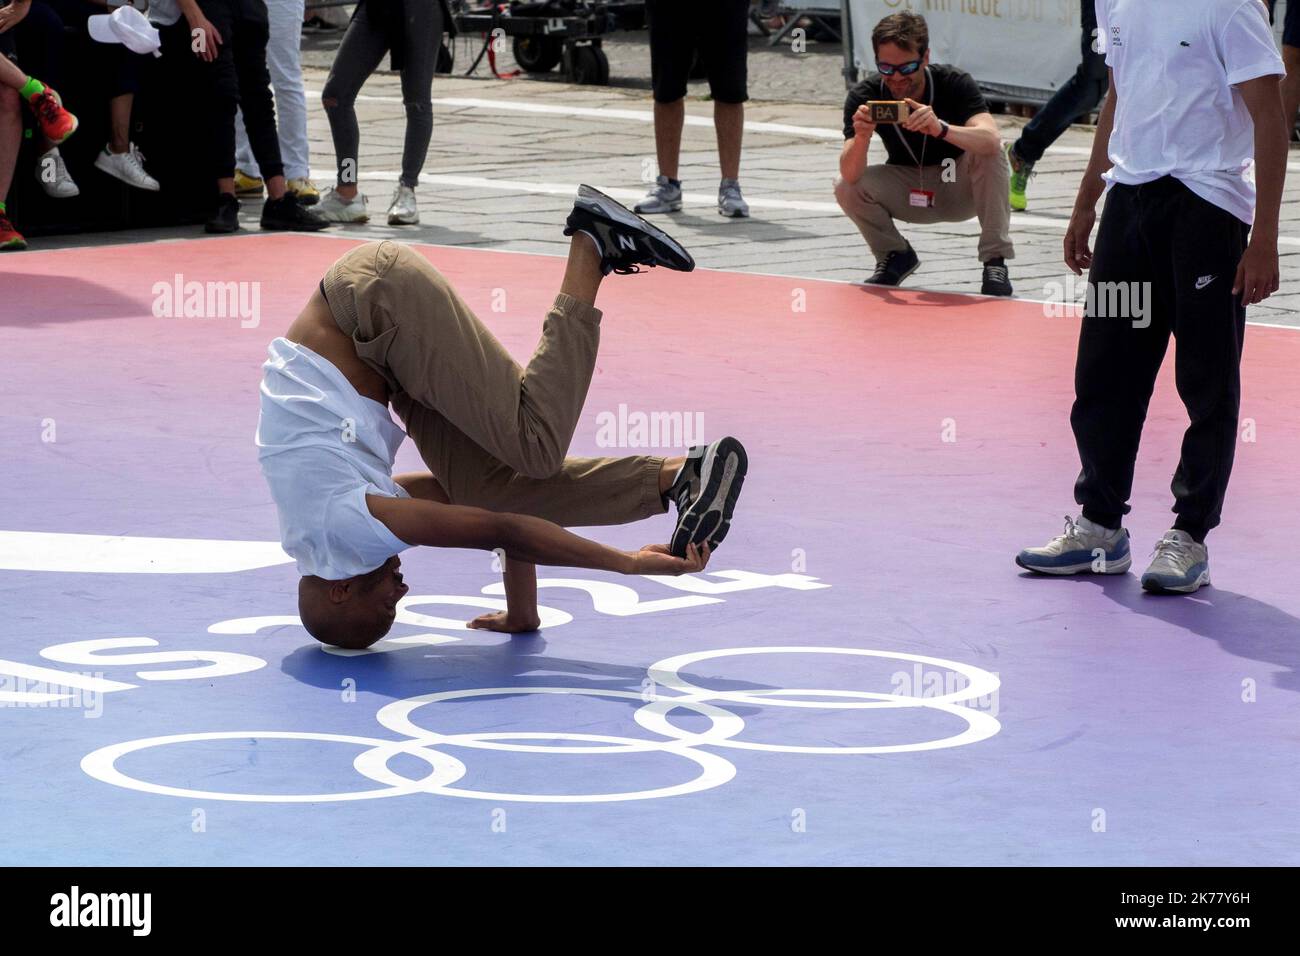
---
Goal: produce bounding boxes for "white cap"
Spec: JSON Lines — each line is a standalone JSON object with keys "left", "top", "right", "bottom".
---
{"left": 87, "top": 6, "right": 162, "bottom": 58}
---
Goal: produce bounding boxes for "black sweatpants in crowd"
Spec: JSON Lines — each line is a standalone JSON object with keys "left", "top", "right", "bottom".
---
{"left": 1071, "top": 176, "right": 1249, "bottom": 542}
{"left": 193, "top": 0, "right": 284, "bottom": 183}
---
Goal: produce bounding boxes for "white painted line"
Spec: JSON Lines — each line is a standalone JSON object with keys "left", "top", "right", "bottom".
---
{"left": 0, "top": 530, "right": 292, "bottom": 574}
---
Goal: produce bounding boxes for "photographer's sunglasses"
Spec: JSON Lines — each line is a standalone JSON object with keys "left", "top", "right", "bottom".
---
{"left": 876, "top": 50, "right": 926, "bottom": 76}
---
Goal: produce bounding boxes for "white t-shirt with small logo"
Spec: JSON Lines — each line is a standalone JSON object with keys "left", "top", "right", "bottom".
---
{"left": 1095, "top": 0, "right": 1284, "bottom": 224}
{"left": 256, "top": 338, "right": 412, "bottom": 581}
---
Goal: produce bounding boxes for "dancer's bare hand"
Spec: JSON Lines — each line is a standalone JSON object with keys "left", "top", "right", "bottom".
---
{"left": 467, "top": 611, "right": 542, "bottom": 634}
{"left": 632, "top": 542, "right": 710, "bottom": 575}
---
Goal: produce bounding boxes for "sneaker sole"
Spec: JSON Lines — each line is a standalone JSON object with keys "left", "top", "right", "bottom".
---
{"left": 669, "top": 437, "right": 748, "bottom": 558}
{"left": 575, "top": 185, "right": 694, "bottom": 271}
{"left": 387, "top": 213, "right": 419, "bottom": 225}
{"left": 93, "top": 158, "right": 160, "bottom": 192}
{"left": 1015, "top": 553, "right": 1132, "bottom": 575}
{"left": 1141, "top": 571, "right": 1210, "bottom": 594}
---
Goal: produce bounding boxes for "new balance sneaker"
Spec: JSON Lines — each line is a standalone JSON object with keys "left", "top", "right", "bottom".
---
{"left": 34, "top": 147, "right": 79, "bottom": 199}
{"left": 94, "top": 143, "right": 160, "bottom": 192}
{"left": 1140, "top": 530, "right": 1210, "bottom": 594}
{"left": 260, "top": 192, "right": 330, "bottom": 231}
{"left": 633, "top": 175, "right": 683, "bottom": 214}
{"left": 666, "top": 437, "right": 748, "bottom": 558}
{"left": 1006, "top": 142, "right": 1033, "bottom": 212}
{"left": 205, "top": 192, "right": 241, "bottom": 234}
{"left": 315, "top": 188, "right": 369, "bottom": 223}
{"left": 234, "top": 169, "right": 265, "bottom": 198}
{"left": 0, "top": 213, "right": 27, "bottom": 251}
{"left": 718, "top": 177, "right": 750, "bottom": 218}
{"left": 1016, "top": 515, "right": 1132, "bottom": 575}
{"left": 287, "top": 177, "right": 320, "bottom": 206}
{"left": 981, "top": 257, "right": 1013, "bottom": 296}
{"left": 563, "top": 183, "right": 695, "bottom": 275}
{"left": 27, "top": 86, "right": 77, "bottom": 144}
{"left": 386, "top": 183, "right": 418, "bottom": 225}
{"left": 864, "top": 245, "right": 920, "bottom": 286}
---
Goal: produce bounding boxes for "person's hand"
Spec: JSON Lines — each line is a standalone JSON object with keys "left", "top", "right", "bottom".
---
{"left": 1064, "top": 204, "right": 1097, "bottom": 275}
{"left": 631, "top": 541, "right": 710, "bottom": 575}
{"left": 0, "top": 0, "right": 31, "bottom": 34}
{"left": 187, "top": 14, "right": 222, "bottom": 62}
{"left": 902, "top": 98, "right": 943, "bottom": 137}
{"left": 1232, "top": 236, "right": 1279, "bottom": 305}
{"left": 851, "top": 104, "right": 877, "bottom": 140}
{"left": 467, "top": 611, "right": 542, "bottom": 634}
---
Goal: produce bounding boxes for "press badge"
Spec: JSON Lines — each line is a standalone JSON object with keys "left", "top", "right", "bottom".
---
{"left": 909, "top": 189, "right": 935, "bottom": 208}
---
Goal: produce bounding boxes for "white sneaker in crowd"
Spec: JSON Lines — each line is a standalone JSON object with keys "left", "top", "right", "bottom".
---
{"left": 387, "top": 184, "right": 418, "bottom": 225}
{"left": 94, "top": 143, "right": 160, "bottom": 192}
{"left": 35, "top": 147, "right": 79, "bottom": 198}
{"left": 315, "top": 188, "right": 370, "bottom": 223}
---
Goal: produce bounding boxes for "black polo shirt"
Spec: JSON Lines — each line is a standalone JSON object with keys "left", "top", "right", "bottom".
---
{"left": 842, "top": 63, "right": 989, "bottom": 166}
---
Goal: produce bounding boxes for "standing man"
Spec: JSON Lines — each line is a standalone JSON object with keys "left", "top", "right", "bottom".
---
{"left": 1005, "top": 0, "right": 1109, "bottom": 210}
{"left": 834, "top": 11, "right": 1014, "bottom": 296}
{"left": 1016, "top": 0, "right": 1286, "bottom": 594}
{"left": 632, "top": 0, "right": 751, "bottom": 218}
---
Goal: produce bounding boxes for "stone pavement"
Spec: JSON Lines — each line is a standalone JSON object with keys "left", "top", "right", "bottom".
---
{"left": 28, "top": 29, "right": 1300, "bottom": 326}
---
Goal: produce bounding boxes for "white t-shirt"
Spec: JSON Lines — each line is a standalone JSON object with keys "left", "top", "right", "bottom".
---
{"left": 146, "top": 0, "right": 183, "bottom": 27}
{"left": 256, "top": 338, "right": 412, "bottom": 580}
{"left": 1095, "top": 0, "right": 1284, "bottom": 224}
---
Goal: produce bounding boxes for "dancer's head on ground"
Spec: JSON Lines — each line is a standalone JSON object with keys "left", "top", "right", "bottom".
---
{"left": 298, "top": 555, "right": 409, "bottom": 649}
{"left": 871, "top": 11, "right": 930, "bottom": 101}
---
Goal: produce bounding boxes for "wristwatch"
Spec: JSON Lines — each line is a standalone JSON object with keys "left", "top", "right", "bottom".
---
{"left": 936, "top": 120, "right": 950, "bottom": 140}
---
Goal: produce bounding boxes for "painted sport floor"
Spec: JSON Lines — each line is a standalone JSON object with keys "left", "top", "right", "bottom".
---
{"left": 3, "top": 234, "right": 1299, "bottom": 866}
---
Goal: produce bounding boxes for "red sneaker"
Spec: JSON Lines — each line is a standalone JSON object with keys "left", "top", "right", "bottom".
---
{"left": 0, "top": 214, "right": 28, "bottom": 251}
{"left": 28, "top": 86, "right": 78, "bottom": 145}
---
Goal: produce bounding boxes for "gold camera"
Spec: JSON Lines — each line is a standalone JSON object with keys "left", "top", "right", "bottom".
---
{"left": 865, "top": 100, "right": 910, "bottom": 124}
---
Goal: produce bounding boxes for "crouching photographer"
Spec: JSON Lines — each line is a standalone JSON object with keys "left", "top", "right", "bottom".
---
{"left": 834, "top": 11, "right": 1014, "bottom": 296}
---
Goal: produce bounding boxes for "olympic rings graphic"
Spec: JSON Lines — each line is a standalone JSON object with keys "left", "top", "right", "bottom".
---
{"left": 81, "top": 646, "right": 1002, "bottom": 804}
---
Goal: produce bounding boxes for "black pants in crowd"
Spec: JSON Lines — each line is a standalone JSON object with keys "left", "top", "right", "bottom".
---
{"left": 190, "top": 0, "right": 284, "bottom": 183}
{"left": 321, "top": 0, "right": 442, "bottom": 189}
{"left": 1071, "top": 177, "right": 1249, "bottom": 542}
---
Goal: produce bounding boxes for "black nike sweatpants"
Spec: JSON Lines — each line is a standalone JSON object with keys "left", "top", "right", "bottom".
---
{"left": 1070, "top": 176, "right": 1249, "bottom": 542}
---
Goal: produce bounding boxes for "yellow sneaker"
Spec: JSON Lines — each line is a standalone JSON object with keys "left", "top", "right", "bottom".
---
{"left": 286, "top": 177, "right": 320, "bottom": 206}
{"left": 234, "top": 169, "right": 264, "bottom": 198}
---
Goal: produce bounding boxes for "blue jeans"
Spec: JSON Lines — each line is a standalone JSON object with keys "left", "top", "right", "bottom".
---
{"left": 1012, "top": 2, "right": 1108, "bottom": 166}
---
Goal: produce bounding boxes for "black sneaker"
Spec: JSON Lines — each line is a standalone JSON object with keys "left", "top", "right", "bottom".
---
{"left": 205, "top": 192, "right": 240, "bottom": 234}
{"left": 666, "top": 437, "right": 748, "bottom": 558}
{"left": 563, "top": 184, "right": 695, "bottom": 275}
{"left": 260, "top": 192, "right": 331, "bottom": 232}
{"left": 981, "top": 257, "right": 1013, "bottom": 296}
{"left": 864, "top": 245, "right": 919, "bottom": 286}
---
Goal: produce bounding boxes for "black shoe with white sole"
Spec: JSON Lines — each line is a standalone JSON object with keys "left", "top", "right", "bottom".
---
{"left": 667, "top": 437, "right": 748, "bottom": 558}
{"left": 563, "top": 184, "right": 695, "bottom": 275}
{"left": 864, "top": 245, "right": 919, "bottom": 287}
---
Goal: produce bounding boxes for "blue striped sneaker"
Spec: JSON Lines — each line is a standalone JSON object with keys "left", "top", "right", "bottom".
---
{"left": 1016, "top": 515, "right": 1131, "bottom": 575}
{"left": 1140, "top": 530, "right": 1210, "bottom": 594}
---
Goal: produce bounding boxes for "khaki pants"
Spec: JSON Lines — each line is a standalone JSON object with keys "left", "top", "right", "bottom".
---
{"left": 322, "top": 241, "right": 666, "bottom": 527}
{"left": 833, "top": 150, "right": 1014, "bottom": 264}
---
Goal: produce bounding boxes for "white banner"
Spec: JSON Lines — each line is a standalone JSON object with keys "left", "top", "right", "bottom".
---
{"left": 846, "top": 0, "right": 1085, "bottom": 97}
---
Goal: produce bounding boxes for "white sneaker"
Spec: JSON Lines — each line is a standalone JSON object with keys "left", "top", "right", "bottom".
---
{"left": 633, "top": 175, "right": 683, "bottom": 214}
{"left": 717, "top": 177, "right": 750, "bottom": 218}
{"left": 1140, "top": 530, "right": 1210, "bottom": 594}
{"left": 34, "top": 147, "right": 79, "bottom": 198}
{"left": 386, "top": 184, "right": 418, "bottom": 225}
{"left": 94, "top": 143, "right": 160, "bottom": 192}
{"left": 315, "top": 187, "right": 369, "bottom": 223}
{"left": 1015, "top": 515, "right": 1132, "bottom": 575}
